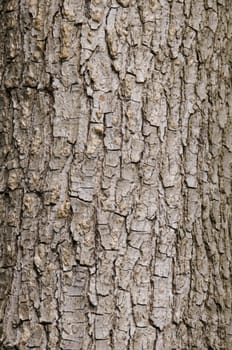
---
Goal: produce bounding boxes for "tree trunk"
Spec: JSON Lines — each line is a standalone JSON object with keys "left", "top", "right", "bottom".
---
{"left": 0, "top": 0, "right": 231, "bottom": 349}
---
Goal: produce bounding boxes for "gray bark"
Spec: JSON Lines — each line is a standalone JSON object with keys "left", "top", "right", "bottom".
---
{"left": 0, "top": 0, "right": 231, "bottom": 349}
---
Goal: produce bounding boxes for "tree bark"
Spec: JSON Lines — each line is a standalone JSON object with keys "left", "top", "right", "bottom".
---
{"left": 0, "top": 0, "right": 231, "bottom": 349}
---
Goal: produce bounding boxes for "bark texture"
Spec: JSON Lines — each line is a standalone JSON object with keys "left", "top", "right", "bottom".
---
{"left": 0, "top": 0, "right": 231, "bottom": 349}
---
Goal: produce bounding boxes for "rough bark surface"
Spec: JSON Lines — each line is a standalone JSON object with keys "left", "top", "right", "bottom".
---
{"left": 0, "top": 0, "right": 231, "bottom": 349}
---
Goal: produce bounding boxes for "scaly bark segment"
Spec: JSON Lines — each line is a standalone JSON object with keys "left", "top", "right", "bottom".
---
{"left": 0, "top": 0, "right": 231, "bottom": 349}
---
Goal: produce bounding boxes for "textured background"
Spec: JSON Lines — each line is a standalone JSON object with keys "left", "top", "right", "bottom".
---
{"left": 0, "top": 0, "right": 231, "bottom": 349}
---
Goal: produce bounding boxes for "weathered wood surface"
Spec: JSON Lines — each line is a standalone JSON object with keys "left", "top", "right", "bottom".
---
{"left": 0, "top": 0, "right": 231, "bottom": 349}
